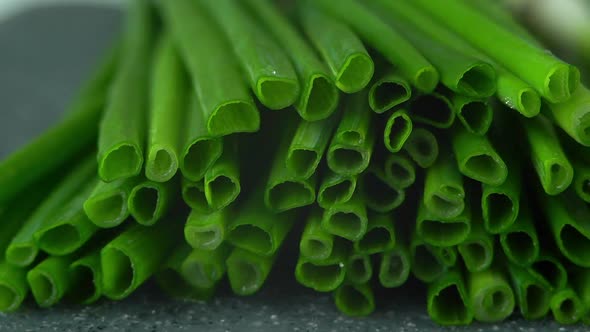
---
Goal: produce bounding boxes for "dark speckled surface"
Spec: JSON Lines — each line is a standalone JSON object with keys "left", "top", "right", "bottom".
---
{"left": 0, "top": 5, "right": 586, "bottom": 332}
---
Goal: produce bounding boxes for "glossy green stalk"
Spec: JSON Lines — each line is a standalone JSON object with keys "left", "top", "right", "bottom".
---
{"left": 427, "top": 269, "right": 473, "bottom": 326}
{"left": 243, "top": 0, "right": 339, "bottom": 121}
{"left": 451, "top": 126, "right": 507, "bottom": 186}
{"left": 384, "top": 110, "right": 413, "bottom": 153}
{"left": 529, "top": 252, "right": 568, "bottom": 291}
{"left": 550, "top": 287, "right": 585, "bottom": 324}
{"left": 299, "top": 209, "right": 336, "bottom": 262}
{"left": 416, "top": 199, "right": 471, "bottom": 247}
{"left": 547, "top": 85, "right": 590, "bottom": 147}
{"left": 299, "top": 3, "right": 374, "bottom": 93}
{"left": 226, "top": 248, "right": 277, "bottom": 296}
{"left": 129, "top": 179, "right": 175, "bottom": 226}
{"left": 327, "top": 93, "right": 375, "bottom": 176}
{"left": 384, "top": 154, "right": 416, "bottom": 189}
{"left": 408, "top": 93, "right": 455, "bottom": 129}
{"left": 423, "top": 151, "right": 465, "bottom": 219}
{"left": 410, "top": 232, "right": 447, "bottom": 283}
{"left": 101, "top": 220, "right": 181, "bottom": 300}
{"left": 499, "top": 205, "right": 540, "bottom": 266}
{"left": 97, "top": 0, "right": 153, "bottom": 181}
{"left": 354, "top": 213, "right": 396, "bottom": 255}
{"left": 467, "top": 267, "right": 515, "bottom": 323}
{"left": 379, "top": 242, "right": 411, "bottom": 288}
{"left": 286, "top": 116, "right": 338, "bottom": 179}
{"left": 363, "top": 167, "right": 405, "bottom": 213}
{"left": 228, "top": 189, "right": 296, "bottom": 256}
{"left": 27, "top": 254, "right": 76, "bottom": 308}
{"left": 457, "top": 217, "right": 494, "bottom": 273}
{"left": 411, "top": 0, "right": 579, "bottom": 103}
{"left": 451, "top": 95, "right": 493, "bottom": 136}
{"left": 204, "top": 141, "right": 240, "bottom": 211}
{"left": 522, "top": 114, "right": 573, "bottom": 195}
{"left": 155, "top": 244, "right": 215, "bottom": 301}
{"left": 481, "top": 155, "right": 521, "bottom": 234}
{"left": 184, "top": 209, "right": 227, "bottom": 251}
{"left": 321, "top": 191, "right": 368, "bottom": 242}
{"left": 181, "top": 178, "right": 211, "bottom": 213}
{"left": 35, "top": 179, "right": 99, "bottom": 255}
{"left": 317, "top": 170, "right": 357, "bottom": 209}
{"left": 403, "top": 127, "right": 439, "bottom": 168}
{"left": 0, "top": 262, "right": 27, "bottom": 312}
{"left": 84, "top": 177, "right": 142, "bottom": 228}
{"left": 181, "top": 245, "right": 231, "bottom": 290}
{"left": 178, "top": 95, "right": 223, "bottom": 182}
{"left": 295, "top": 241, "right": 348, "bottom": 292}
{"left": 145, "top": 34, "right": 187, "bottom": 183}
{"left": 314, "top": 0, "right": 438, "bottom": 92}
{"left": 345, "top": 253, "right": 372, "bottom": 285}
{"left": 7, "top": 157, "right": 95, "bottom": 267}
{"left": 69, "top": 250, "right": 102, "bottom": 304}
{"left": 0, "top": 43, "right": 117, "bottom": 203}
{"left": 507, "top": 263, "right": 552, "bottom": 320}
{"left": 368, "top": 71, "right": 411, "bottom": 113}
{"left": 333, "top": 283, "right": 375, "bottom": 317}
{"left": 202, "top": 0, "right": 299, "bottom": 110}
{"left": 572, "top": 160, "right": 590, "bottom": 203}
{"left": 541, "top": 192, "right": 590, "bottom": 267}
{"left": 160, "top": 0, "right": 260, "bottom": 136}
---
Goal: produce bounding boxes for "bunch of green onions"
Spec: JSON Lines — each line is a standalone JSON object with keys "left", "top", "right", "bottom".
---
{"left": 2, "top": 0, "right": 590, "bottom": 326}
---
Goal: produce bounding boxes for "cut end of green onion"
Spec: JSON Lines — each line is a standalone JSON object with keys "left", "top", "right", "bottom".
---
{"left": 357, "top": 227, "right": 395, "bottom": 255}
{"left": 27, "top": 270, "right": 57, "bottom": 308}
{"left": 69, "top": 264, "right": 99, "bottom": 304}
{"left": 328, "top": 146, "right": 368, "bottom": 175}
{"left": 457, "top": 63, "right": 496, "bottom": 98}
{"left": 575, "top": 176, "right": 590, "bottom": 202}
{"left": 6, "top": 245, "right": 37, "bottom": 267}
{"left": 181, "top": 260, "right": 218, "bottom": 289}
{"left": 146, "top": 147, "right": 178, "bottom": 183}
{"left": 379, "top": 250, "right": 410, "bottom": 288}
{"left": 296, "top": 260, "right": 345, "bottom": 292}
{"left": 181, "top": 138, "right": 223, "bottom": 182}
{"left": 501, "top": 231, "right": 538, "bottom": 266}
{"left": 182, "top": 181, "right": 210, "bottom": 212}
{"left": 522, "top": 284, "right": 550, "bottom": 319}
{"left": 257, "top": 77, "right": 299, "bottom": 110}
{"left": 266, "top": 180, "right": 315, "bottom": 212}
{"left": 414, "top": 67, "right": 439, "bottom": 93}
{"left": 101, "top": 247, "right": 134, "bottom": 300}
{"left": 129, "top": 185, "right": 162, "bottom": 226}
{"left": 37, "top": 224, "right": 81, "bottom": 256}
{"left": 457, "top": 101, "right": 493, "bottom": 136}
{"left": 299, "top": 74, "right": 339, "bottom": 121}
{"left": 336, "top": 53, "right": 374, "bottom": 94}
{"left": 384, "top": 111, "right": 413, "bottom": 153}
{"left": 226, "top": 250, "right": 270, "bottom": 296}
{"left": 542, "top": 161, "right": 573, "bottom": 195}
{"left": 209, "top": 101, "right": 260, "bottom": 136}
{"left": 84, "top": 192, "right": 127, "bottom": 228}
{"left": 475, "top": 285, "right": 515, "bottom": 323}
{"left": 228, "top": 224, "right": 272, "bottom": 256}
{"left": 205, "top": 175, "right": 240, "bottom": 211}
{"left": 347, "top": 255, "right": 372, "bottom": 284}
{"left": 418, "top": 219, "right": 470, "bottom": 247}
{"left": 412, "top": 245, "right": 444, "bottom": 283}
{"left": 323, "top": 211, "right": 367, "bottom": 242}
{"left": 0, "top": 283, "right": 23, "bottom": 312}
{"left": 425, "top": 187, "right": 464, "bottom": 220}
{"left": 574, "top": 111, "right": 590, "bottom": 146}
{"left": 334, "top": 284, "right": 375, "bottom": 317}
{"left": 531, "top": 258, "right": 567, "bottom": 290}
{"left": 99, "top": 144, "right": 143, "bottom": 182}
{"left": 483, "top": 193, "right": 517, "bottom": 234}
{"left": 558, "top": 224, "right": 590, "bottom": 267}
{"left": 300, "top": 238, "right": 332, "bottom": 262}
{"left": 458, "top": 241, "right": 492, "bottom": 272}
{"left": 384, "top": 155, "right": 415, "bottom": 189}
{"left": 545, "top": 64, "right": 577, "bottom": 103}
{"left": 551, "top": 289, "right": 583, "bottom": 324}
{"left": 185, "top": 225, "right": 224, "bottom": 251}
{"left": 369, "top": 77, "right": 411, "bottom": 114}
{"left": 364, "top": 173, "right": 405, "bottom": 213}
{"left": 428, "top": 283, "right": 471, "bottom": 326}
{"left": 518, "top": 88, "right": 541, "bottom": 118}
{"left": 286, "top": 148, "right": 320, "bottom": 179}
{"left": 410, "top": 94, "right": 454, "bottom": 129}
{"left": 461, "top": 153, "right": 507, "bottom": 186}
{"left": 318, "top": 177, "right": 355, "bottom": 209}
{"left": 404, "top": 128, "right": 439, "bottom": 168}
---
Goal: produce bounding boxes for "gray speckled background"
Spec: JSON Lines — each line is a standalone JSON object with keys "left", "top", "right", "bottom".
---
{"left": 0, "top": 5, "right": 586, "bottom": 332}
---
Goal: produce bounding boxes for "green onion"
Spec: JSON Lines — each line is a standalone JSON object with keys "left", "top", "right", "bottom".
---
{"left": 333, "top": 283, "right": 375, "bottom": 317}
{"left": 181, "top": 178, "right": 211, "bottom": 213}
{"left": 572, "top": 160, "right": 590, "bottom": 203}
{"left": 145, "top": 34, "right": 187, "bottom": 183}
{"left": 84, "top": 177, "right": 141, "bottom": 228}
{"left": 410, "top": 232, "right": 447, "bottom": 283}
{"left": 432, "top": 246, "right": 458, "bottom": 268}
{"left": 499, "top": 205, "right": 540, "bottom": 267}
{"left": 571, "top": 269, "right": 590, "bottom": 323}
{"left": 299, "top": 209, "right": 336, "bottom": 262}
{"left": 384, "top": 154, "right": 416, "bottom": 189}
{"left": 27, "top": 255, "right": 76, "bottom": 308}
{"left": 354, "top": 213, "right": 396, "bottom": 255}
{"left": 467, "top": 267, "right": 515, "bottom": 323}
{"left": 383, "top": 110, "right": 413, "bottom": 153}
{"left": 379, "top": 243, "right": 411, "bottom": 288}
{"left": 363, "top": 167, "right": 405, "bottom": 213}
{"left": 368, "top": 71, "right": 412, "bottom": 113}
{"left": 69, "top": 250, "right": 102, "bottom": 305}
{"left": 321, "top": 191, "right": 368, "bottom": 241}
{"left": 529, "top": 252, "right": 568, "bottom": 291}
{"left": 0, "top": 262, "right": 27, "bottom": 312}
{"left": 481, "top": 157, "right": 521, "bottom": 234}
{"left": 97, "top": 0, "right": 154, "bottom": 182}
{"left": 299, "top": 2, "right": 374, "bottom": 94}
{"left": 287, "top": 116, "right": 338, "bottom": 179}
{"left": 181, "top": 245, "right": 231, "bottom": 290}
{"left": 204, "top": 141, "right": 240, "bottom": 211}
{"left": 101, "top": 220, "right": 181, "bottom": 300}
{"left": 317, "top": 170, "right": 357, "bottom": 209}
{"left": 314, "top": 0, "right": 438, "bottom": 92}
{"left": 507, "top": 263, "right": 552, "bottom": 320}
{"left": 7, "top": 157, "right": 95, "bottom": 267}
{"left": 416, "top": 199, "right": 471, "bottom": 247}
{"left": 403, "top": 127, "right": 439, "bottom": 168}
{"left": 423, "top": 151, "right": 465, "bottom": 219}
{"left": 202, "top": 0, "right": 299, "bottom": 110}
{"left": 426, "top": 269, "right": 473, "bottom": 326}
{"left": 295, "top": 241, "right": 348, "bottom": 292}
{"left": 226, "top": 248, "right": 276, "bottom": 296}
{"left": 184, "top": 209, "right": 227, "bottom": 251}
{"left": 457, "top": 217, "right": 494, "bottom": 273}
{"left": 547, "top": 85, "right": 590, "bottom": 147}
{"left": 128, "top": 179, "right": 175, "bottom": 226}
{"left": 408, "top": 93, "right": 455, "bottom": 129}
{"left": 160, "top": 0, "right": 260, "bottom": 136}
{"left": 228, "top": 189, "right": 296, "bottom": 256}
{"left": 244, "top": 0, "right": 339, "bottom": 121}
{"left": 550, "top": 287, "right": 584, "bottom": 324}
{"left": 327, "top": 93, "right": 375, "bottom": 176}
{"left": 411, "top": 0, "right": 579, "bottom": 103}
{"left": 345, "top": 253, "right": 372, "bottom": 285}
{"left": 450, "top": 94, "right": 493, "bottom": 136}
